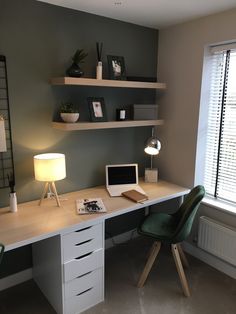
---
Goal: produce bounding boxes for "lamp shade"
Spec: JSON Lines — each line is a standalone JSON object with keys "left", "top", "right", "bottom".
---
{"left": 144, "top": 137, "right": 161, "bottom": 156}
{"left": 34, "top": 153, "right": 66, "bottom": 182}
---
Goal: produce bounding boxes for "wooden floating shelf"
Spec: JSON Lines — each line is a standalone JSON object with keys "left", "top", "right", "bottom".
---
{"left": 50, "top": 77, "right": 166, "bottom": 90}
{"left": 52, "top": 119, "right": 164, "bottom": 131}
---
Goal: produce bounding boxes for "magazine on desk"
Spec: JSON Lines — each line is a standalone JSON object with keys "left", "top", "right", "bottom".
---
{"left": 76, "top": 198, "right": 107, "bottom": 215}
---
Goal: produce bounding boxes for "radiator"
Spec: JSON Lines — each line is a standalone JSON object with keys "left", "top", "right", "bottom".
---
{"left": 198, "top": 216, "right": 236, "bottom": 266}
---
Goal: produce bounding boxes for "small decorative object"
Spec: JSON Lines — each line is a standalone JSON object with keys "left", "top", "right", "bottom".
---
{"left": 8, "top": 172, "right": 17, "bottom": 213}
{"left": 0, "top": 116, "right": 7, "bottom": 152}
{"left": 66, "top": 49, "right": 88, "bottom": 77}
{"left": 133, "top": 104, "right": 158, "bottom": 120}
{"left": 76, "top": 198, "right": 107, "bottom": 215}
{"left": 107, "top": 55, "right": 126, "bottom": 80}
{"left": 96, "top": 42, "right": 103, "bottom": 80}
{"left": 87, "top": 97, "right": 107, "bottom": 122}
{"left": 144, "top": 127, "right": 161, "bottom": 183}
{"left": 60, "top": 103, "right": 79, "bottom": 123}
{"left": 116, "top": 109, "right": 127, "bottom": 121}
{"left": 34, "top": 153, "right": 66, "bottom": 207}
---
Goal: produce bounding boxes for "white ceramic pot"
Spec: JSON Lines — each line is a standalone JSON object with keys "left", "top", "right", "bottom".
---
{"left": 60, "top": 113, "right": 79, "bottom": 123}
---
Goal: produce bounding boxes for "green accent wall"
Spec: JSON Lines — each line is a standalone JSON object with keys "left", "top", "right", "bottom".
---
{"left": 0, "top": 0, "right": 158, "bottom": 278}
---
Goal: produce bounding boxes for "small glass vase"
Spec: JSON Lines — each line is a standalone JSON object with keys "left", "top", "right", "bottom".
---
{"left": 66, "top": 63, "right": 83, "bottom": 77}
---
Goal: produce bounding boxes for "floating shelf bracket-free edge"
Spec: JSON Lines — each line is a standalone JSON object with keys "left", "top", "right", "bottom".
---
{"left": 50, "top": 77, "right": 166, "bottom": 90}
{"left": 52, "top": 120, "right": 164, "bottom": 131}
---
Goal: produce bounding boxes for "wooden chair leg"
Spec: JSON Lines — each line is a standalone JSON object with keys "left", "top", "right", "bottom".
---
{"left": 171, "top": 244, "right": 191, "bottom": 297}
{"left": 177, "top": 243, "right": 189, "bottom": 268}
{"left": 137, "top": 241, "right": 161, "bottom": 288}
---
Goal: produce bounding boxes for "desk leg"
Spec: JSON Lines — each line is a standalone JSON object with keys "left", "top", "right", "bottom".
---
{"left": 144, "top": 206, "right": 150, "bottom": 216}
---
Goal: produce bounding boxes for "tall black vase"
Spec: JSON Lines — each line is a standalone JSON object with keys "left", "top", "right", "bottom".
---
{"left": 66, "top": 63, "right": 84, "bottom": 77}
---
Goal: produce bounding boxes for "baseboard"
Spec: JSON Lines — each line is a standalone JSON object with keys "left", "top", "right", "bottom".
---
{"left": 0, "top": 268, "right": 32, "bottom": 291}
{"left": 182, "top": 241, "right": 236, "bottom": 279}
{"left": 105, "top": 229, "right": 138, "bottom": 249}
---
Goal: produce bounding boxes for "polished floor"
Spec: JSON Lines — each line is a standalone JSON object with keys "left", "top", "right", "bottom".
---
{"left": 0, "top": 237, "right": 235, "bottom": 314}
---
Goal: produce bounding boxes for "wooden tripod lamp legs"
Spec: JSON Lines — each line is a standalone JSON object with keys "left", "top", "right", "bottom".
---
{"left": 39, "top": 181, "right": 61, "bottom": 207}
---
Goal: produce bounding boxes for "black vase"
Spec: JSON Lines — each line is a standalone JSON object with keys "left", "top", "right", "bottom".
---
{"left": 66, "top": 63, "right": 84, "bottom": 77}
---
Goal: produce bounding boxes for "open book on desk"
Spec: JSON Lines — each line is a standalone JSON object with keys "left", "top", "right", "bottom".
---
{"left": 122, "top": 189, "right": 148, "bottom": 203}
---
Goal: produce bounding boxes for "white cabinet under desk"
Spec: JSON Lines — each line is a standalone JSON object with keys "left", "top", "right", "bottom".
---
{"left": 32, "top": 221, "right": 105, "bottom": 314}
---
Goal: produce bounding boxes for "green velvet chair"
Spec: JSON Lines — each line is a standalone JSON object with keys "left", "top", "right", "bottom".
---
{"left": 0, "top": 243, "right": 4, "bottom": 265}
{"left": 137, "top": 185, "right": 205, "bottom": 297}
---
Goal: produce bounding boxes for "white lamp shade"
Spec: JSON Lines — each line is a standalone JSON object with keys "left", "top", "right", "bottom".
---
{"left": 34, "top": 153, "right": 66, "bottom": 182}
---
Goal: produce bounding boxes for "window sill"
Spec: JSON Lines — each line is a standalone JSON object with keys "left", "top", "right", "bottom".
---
{"left": 202, "top": 196, "right": 236, "bottom": 216}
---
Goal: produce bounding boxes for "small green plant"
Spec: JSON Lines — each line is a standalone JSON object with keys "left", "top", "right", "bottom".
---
{"left": 72, "top": 49, "right": 88, "bottom": 66}
{"left": 60, "top": 103, "right": 78, "bottom": 113}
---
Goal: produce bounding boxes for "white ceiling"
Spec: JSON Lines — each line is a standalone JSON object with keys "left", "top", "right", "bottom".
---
{"left": 38, "top": 0, "right": 236, "bottom": 29}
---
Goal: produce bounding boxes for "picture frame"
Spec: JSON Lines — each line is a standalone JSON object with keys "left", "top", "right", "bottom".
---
{"left": 107, "top": 55, "right": 126, "bottom": 80}
{"left": 87, "top": 97, "right": 107, "bottom": 122}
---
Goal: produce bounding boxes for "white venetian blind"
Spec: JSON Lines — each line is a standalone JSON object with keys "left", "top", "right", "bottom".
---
{"left": 204, "top": 48, "right": 236, "bottom": 204}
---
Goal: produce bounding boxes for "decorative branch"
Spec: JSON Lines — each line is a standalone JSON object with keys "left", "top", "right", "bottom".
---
{"left": 96, "top": 42, "right": 103, "bottom": 62}
{"left": 7, "top": 172, "right": 15, "bottom": 193}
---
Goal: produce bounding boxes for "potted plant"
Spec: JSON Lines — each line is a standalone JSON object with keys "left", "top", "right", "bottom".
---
{"left": 60, "top": 103, "right": 79, "bottom": 123}
{"left": 66, "top": 49, "right": 88, "bottom": 77}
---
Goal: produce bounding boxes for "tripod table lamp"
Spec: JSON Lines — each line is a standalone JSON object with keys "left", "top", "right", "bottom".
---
{"left": 34, "top": 153, "right": 66, "bottom": 207}
{"left": 144, "top": 128, "right": 161, "bottom": 183}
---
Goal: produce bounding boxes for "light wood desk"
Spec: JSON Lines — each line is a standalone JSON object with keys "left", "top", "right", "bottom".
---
{"left": 0, "top": 180, "right": 188, "bottom": 314}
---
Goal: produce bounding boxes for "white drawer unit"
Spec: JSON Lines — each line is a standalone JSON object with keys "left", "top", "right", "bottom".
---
{"left": 62, "top": 221, "right": 104, "bottom": 314}
{"left": 33, "top": 221, "right": 104, "bottom": 314}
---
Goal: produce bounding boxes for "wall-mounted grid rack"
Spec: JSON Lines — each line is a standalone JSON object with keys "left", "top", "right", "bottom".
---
{"left": 0, "top": 55, "right": 15, "bottom": 188}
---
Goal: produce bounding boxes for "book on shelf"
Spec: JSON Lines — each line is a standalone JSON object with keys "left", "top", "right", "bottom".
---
{"left": 122, "top": 189, "right": 148, "bottom": 203}
{"left": 76, "top": 198, "right": 107, "bottom": 215}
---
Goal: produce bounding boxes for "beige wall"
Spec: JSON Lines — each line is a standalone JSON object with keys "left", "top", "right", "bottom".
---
{"left": 157, "top": 9, "right": 236, "bottom": 243}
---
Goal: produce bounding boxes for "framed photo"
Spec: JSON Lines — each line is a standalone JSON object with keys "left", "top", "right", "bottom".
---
{"left": 107, "top": 55, "right": 126, "bottom": 80}
{"left": 87, "top": 97, "right": 107, "bottom": 122}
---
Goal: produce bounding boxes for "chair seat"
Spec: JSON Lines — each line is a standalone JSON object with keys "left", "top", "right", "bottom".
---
{"left": 138, "top": 212, "right": 178, "bottom": 242}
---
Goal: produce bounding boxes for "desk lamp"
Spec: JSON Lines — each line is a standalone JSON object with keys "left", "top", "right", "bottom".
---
{"left": 144, "top": 127, "right": 161, "bottom": 183}
{"left": 34, "top": 153, "right": 66, "bottom": 207}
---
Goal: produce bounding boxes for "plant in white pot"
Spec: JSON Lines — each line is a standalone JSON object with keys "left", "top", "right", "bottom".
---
{"left": 60, "top": 103, "right": 79, "bottom": 123}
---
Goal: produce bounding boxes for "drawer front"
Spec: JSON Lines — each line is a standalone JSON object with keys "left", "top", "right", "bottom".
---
{"left": 62, "top": 224, "right": 103, "bottom": 262}
{"left": 65, "top": 283, "right": 103, "bottom": 314}
{"left": 64, "top": 249, "right": 103, "bottom": 282}
{"left": 64, "top": 267, "right": 103, "bottom": 299}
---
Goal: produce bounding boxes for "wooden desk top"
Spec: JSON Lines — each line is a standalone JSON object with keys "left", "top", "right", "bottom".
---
{"left": 0, "top": 181, "right": 188, "bottom": 251}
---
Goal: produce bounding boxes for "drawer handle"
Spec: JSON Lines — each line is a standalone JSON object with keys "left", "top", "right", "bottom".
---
{"left": 75, "top": 239, "right": 92, "bottom": 246}
{"left": 75, "top": 226, "right": 92, "bottom": 233}
{"left": 77, "top": 271, "right": 92, "bottom": 279}
{"left": 76, "top": 287, "right": 93, "bottom": 296}
{"left": 75, "top": 251, "right": 92, "bottom": 260}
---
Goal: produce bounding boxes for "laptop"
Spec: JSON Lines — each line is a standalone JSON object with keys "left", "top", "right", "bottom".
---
{"left": 105, "top": 163, "right": 146, "bottom": 197}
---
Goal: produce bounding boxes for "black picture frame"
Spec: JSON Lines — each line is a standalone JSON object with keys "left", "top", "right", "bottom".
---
{"left": 107, "top": 55, "right": 126, "bottom": 80}
{"left": 87, "top": 97, "right": 107, "bottom": 122}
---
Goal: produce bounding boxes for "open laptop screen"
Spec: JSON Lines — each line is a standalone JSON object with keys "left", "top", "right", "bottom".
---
{"left": 107, "top": 164, "right": 137, "bottom": 185}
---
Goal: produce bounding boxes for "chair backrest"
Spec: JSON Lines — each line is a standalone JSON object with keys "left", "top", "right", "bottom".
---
{"left": 0, "top": 243, "right": 4, "bottom": 265}
{"left": 172, "top": 185, "right": 205, "bottom": 243}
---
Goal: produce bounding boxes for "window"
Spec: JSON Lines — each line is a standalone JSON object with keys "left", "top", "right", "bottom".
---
{"left": 204, "top": 45, "right": 236, "bottom": 204}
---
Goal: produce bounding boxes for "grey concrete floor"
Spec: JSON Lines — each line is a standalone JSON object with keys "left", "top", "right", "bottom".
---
{"left": 0, "top": 237, "right": 235, "bottom": 314}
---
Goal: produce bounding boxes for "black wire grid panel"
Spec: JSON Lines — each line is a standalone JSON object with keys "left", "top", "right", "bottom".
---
{"left": 0, "top": 55, "right": 15, "bottom": 188}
